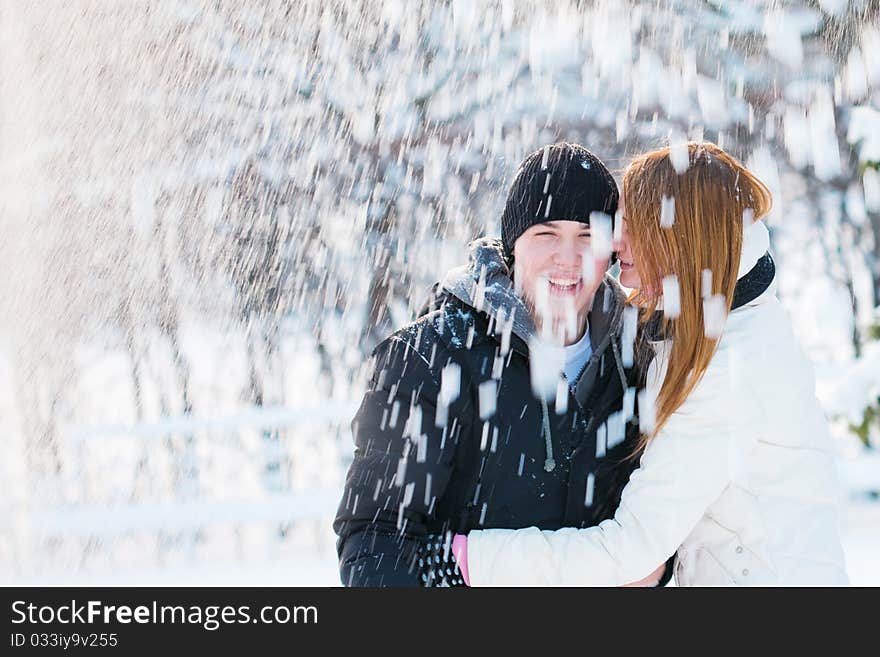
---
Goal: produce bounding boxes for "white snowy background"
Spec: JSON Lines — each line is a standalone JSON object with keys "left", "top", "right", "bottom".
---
{"left": 0, "top": 0, "right": 878, "bottom": 586}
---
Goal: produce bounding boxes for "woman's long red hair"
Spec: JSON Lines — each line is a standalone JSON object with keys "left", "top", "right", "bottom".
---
{"left": 623, "top": 142, "right": 773, "bottom": 454}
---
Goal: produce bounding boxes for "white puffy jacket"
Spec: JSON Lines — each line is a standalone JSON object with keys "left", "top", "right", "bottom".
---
{"left": 467, "top": 221, "right": 849, "bottom": 586}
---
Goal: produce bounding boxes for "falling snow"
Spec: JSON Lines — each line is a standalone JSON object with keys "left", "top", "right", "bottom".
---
{"left": 1, "top": 0, "right": 878, "bottom": 586}
{"left": 589, "top": 211, "right": 614, "bottom": 262}
{"left": 668, "top": 130, "right": 690, "bottom": 174}
{"left": 660, "top": 195, "right": 676, "bottom": 228}
{"left": 703, "top": 293, "right": 729, "bottom": 339}
{"left": 478, "top": 380, "right": 498, "bottom": 420}
{"left": 662, "top": 275, "right": 681, "bottom": 319}
{"left": 638, "top": 388, "right": 657, "bottom": 436}
{"left": 528, "top": 335, "right": 566, "bottom": 402}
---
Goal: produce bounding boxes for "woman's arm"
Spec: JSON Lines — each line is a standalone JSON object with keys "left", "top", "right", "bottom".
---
{"left": 466, "top": 349, "right": 755, "bottom": 586}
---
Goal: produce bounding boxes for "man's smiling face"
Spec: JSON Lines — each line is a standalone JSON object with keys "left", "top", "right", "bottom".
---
{"left": 512, "top": 220, "right": 609, "bottom": 343}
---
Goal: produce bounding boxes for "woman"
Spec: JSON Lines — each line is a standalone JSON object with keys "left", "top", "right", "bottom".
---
{"left": 450, "top": 142, "right": 849, "bottom": 586}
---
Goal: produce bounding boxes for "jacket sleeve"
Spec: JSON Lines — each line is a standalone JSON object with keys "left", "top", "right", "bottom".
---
{"left": 466, "top": 347, "right": 757, "bottom": 586}
{"left": 333, "top": 331, "right": 474, "bottom": 586}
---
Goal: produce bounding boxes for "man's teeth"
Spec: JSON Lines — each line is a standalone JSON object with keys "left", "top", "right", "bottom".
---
{"left": 548, "top": 278, "right": 580, "bottom": 288}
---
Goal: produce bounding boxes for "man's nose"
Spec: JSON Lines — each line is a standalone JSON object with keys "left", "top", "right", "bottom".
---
{"left": 553, "top": 239, "right": 582, "bottom": 266}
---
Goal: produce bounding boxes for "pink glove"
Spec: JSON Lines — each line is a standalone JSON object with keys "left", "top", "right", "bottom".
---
{"left": 452, "top": 534, "right": 470, "bottom": 586}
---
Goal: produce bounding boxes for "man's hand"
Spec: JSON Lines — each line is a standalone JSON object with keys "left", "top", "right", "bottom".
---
{"left": 418, "top": 534, "right": 468, "bottom": 587}
{"left": 621, "top": 563, "right": 666, "bottom": 587}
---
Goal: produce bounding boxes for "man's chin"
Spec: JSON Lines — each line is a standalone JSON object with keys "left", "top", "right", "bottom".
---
{"left": 544, "top": 305, "right": 591, "bottom": 331}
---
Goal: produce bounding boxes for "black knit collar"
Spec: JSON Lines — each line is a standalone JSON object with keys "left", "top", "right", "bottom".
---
{"left": 731, "top": 252, "right": 775, "bottom": 310}
{"left": 644, "top": 252, "right": 776, "bottom": 341}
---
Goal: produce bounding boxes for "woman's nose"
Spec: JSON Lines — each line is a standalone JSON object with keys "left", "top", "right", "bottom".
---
{"left": 614, "top": 222, "right": 631, "bottom": 255}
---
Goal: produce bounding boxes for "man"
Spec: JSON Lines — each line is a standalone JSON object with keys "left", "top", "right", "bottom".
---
{"left": 333, "top": 142, "right": 669, "bottom": 586}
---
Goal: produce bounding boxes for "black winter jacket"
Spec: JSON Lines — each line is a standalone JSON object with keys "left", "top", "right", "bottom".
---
{"left": 333, "top": 237, "right": 659, "bottom": 586}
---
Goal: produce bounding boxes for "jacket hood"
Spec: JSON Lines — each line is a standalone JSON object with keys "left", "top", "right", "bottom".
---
{"left": 439, "top": 237, "right": 536, "bottom": 345}
{"left": 738, "top": 219, "right": 777, "bottom": 306}
{"left": 740, "top": 219, "right": 770, "bottom": 280}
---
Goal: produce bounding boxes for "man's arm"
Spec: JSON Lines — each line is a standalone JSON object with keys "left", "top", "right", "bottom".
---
{"left": 333, "top": 332, "right": 473, "bottom": 586}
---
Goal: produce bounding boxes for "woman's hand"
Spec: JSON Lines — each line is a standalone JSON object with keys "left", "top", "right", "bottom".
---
{"left": 622, "top": 563, "right": 666, "bottom": 587}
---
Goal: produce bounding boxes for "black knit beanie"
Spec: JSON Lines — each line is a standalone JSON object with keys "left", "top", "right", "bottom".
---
{"left": 500, "top": 142, "right": 619, "bottom": 257}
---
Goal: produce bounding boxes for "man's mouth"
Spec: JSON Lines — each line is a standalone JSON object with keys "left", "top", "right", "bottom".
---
{"left": 546, "top": 276, "right": 583, "bottom": 296}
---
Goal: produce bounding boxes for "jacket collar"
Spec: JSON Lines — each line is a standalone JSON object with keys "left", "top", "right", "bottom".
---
{"left": 439, "top": 237, "right": 536, "bottom": 348}
{"left": 643, "top": 250, "right": 777, "bottom": 342}
{"left": 732, "top": 252, "right": 775, "bottom": 310}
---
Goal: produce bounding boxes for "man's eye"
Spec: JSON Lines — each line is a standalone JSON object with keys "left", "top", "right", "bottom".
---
{"left": 535, "top": 232, "right": 555, "bottom": 237}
